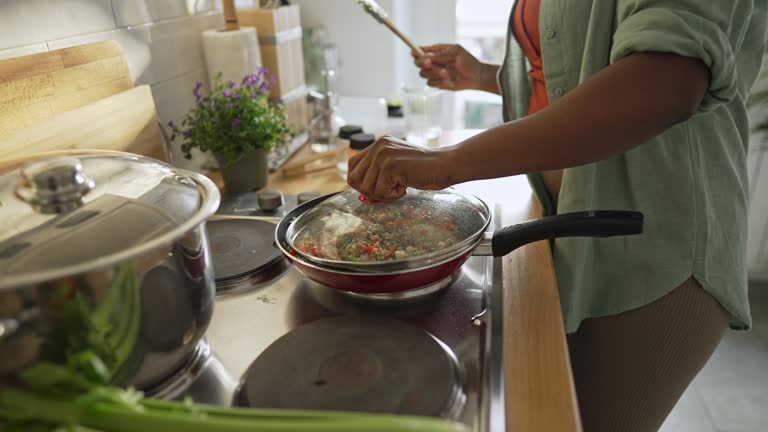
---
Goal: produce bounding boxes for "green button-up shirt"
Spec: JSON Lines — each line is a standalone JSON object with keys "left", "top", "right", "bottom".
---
{"left": 498, "top": 0, "right": 768, "bottom": 333}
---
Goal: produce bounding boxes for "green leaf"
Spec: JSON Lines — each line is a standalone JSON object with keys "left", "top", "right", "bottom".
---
{"left": 67, "top": 352, "right": 110, "bottom": 387}
{"left": 21, "top": 362, "right": 96, "bottom": 396}
{"left": 170, "top": 69, "right": 293, "bottom": 166}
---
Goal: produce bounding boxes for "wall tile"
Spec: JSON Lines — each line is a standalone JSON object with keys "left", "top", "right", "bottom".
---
{"left": 197, "top": 10, "right": 225, "bottom": 31}
{"left": 131, "top": 16, "right": 210, "bottom": 85}
{"left": 0, "top": 0, "right": 115, "bottom": 49}
{"left": 150, "top": 68, "right": 207, "bottom": 127}
{"left": 151, "top": 68, "right": 213, "bottom": 171}
{"left": 0, "top": 43, "right": 48, "bottom": 61}
{"left": 110, "top": 0, "right": 219, "bottom": 27}
{"left": 111, "top": 0, "right": 190, "bottom": 27}
{"left": 47, "top": 13, "right": 218, "bottom": 86}
{"left": 151, "top": 68, "right": 212, "bottom": 170}
{"left": 195, "top": 0, "right": 222, "bottom": 13}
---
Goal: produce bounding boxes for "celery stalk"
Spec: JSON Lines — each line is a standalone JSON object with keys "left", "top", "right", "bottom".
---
{"left": 2, "top": 389, "right": 466, "bottom": 432}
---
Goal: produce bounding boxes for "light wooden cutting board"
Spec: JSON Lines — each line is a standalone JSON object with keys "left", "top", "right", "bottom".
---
{"left": 0, "top": 85, "right": 164, "bottom": 166}
{"left": 0, "top": 40, "right": 164, "bottom": 164}
{"left": 0, "top": 40, "right": 134, "bottom": 137}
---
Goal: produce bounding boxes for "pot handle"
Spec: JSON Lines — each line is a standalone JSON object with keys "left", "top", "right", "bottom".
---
{"left": 491, "top": 210, "right": 644, "bottom": 257}
{"left": 0, "top": 306, "right": 40, "bottom": 342}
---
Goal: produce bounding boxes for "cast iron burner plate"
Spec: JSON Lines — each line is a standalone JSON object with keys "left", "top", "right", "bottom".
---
{"left": 234, "top": 316, "right": 465, "bottom": 418}
{"left": 207, "top": 219, "right": 286, "bottom": 292}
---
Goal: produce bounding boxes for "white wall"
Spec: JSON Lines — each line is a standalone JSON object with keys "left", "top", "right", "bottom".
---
{"left": 292, "top": 0, "right": 398, "bottom": 98}
{"left": 292, "top": 0, "right": 457, "bottom": 91}
{"left": 292, "top": 0, "right": 456, "bottom": 129}
{"left": 0, "top": 0, "right": 226, "bottom": 170}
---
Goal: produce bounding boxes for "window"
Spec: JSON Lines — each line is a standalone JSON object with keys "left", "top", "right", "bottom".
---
{"left": 454, "top": 0, "right": 511, "bottom": 129}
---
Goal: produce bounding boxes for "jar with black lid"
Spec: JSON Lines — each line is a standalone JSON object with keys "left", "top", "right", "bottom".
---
{"left": 337, "top": 132, "right": 376, "bottom": 178}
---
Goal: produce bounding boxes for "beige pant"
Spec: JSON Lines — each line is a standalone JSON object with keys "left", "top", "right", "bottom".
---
{"left": 567, "top": 278, "right": 729, "bottom": 432}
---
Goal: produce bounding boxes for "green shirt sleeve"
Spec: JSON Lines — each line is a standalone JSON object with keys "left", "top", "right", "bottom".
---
{"left": 610, "top": 1, "right": 755, "bottom": 113}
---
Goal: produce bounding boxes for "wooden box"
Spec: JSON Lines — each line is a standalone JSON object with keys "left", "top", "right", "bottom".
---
{"left": 239, "top": 5, "right": 306, "bottom": 100}
{"left": 280, "top": 85, "right": 309, "bottom": 133}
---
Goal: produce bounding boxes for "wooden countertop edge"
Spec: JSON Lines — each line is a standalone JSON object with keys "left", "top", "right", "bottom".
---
{"left": 502, "top": 194, "right": 582, "bottom": 432}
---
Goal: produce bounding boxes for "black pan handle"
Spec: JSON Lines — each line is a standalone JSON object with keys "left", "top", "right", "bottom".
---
{"left": 491, "top": 210, "right": 644, "bottom": 257}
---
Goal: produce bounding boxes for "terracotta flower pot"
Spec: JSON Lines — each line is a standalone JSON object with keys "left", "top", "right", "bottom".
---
{"left": 215, "top": 148, "right": 268, "bottom": 193}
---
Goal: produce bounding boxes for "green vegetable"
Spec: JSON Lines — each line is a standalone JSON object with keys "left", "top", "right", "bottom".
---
{"left": 1, "top": 352, "right": 466, "bottom": 432}
{"left": 38, "top": 264, "right": 141, "bottom": 383}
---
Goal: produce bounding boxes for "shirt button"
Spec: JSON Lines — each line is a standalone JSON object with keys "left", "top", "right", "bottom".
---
{"left": 545, "top": 28, "right": 555, "bottom": 39}
{"left": 554, "top": 87, "right": 564, "bottom": 97}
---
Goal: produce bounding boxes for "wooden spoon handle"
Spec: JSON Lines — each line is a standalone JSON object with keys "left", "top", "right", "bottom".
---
{"left": 222, "top": 0, "right": 239, "bottom": 31}
{"left": 382, "top": 18, "right": 424, "bottom": 56}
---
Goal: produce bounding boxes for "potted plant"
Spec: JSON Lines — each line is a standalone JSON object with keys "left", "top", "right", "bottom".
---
{"left": 169, "top": 68, "right": 292, "bottom": 192}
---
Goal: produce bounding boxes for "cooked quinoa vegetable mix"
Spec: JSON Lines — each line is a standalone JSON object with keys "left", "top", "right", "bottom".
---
{"left": 293, "top": 197, "right": 485, "bottom": 262}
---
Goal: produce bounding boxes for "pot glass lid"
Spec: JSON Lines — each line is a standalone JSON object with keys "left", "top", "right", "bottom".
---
{"left": 287, "top": 188, "right": 489, "bottom": 269}
{"left": 0, "top": 152, "right": 219, "bottom": 287}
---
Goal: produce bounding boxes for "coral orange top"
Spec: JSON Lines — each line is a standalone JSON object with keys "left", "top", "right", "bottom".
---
{"left": 512, "top": 0, "right": 548, "bottom": 114}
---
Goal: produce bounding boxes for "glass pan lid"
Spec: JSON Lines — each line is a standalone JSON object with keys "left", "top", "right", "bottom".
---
{"left": 286, "top": 188, "right": 490, "bottom": 271}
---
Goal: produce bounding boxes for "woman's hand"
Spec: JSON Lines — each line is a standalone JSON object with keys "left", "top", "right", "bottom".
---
{"left": 347, "top": 136, "right": 459, "bottom": 201}
{"left": 413, "top": 44, "right": 500, "bottom": 94}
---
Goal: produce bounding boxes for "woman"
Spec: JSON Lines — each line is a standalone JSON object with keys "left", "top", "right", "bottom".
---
{"left": 348, "top": 1, "right": 768, "bottom": 431}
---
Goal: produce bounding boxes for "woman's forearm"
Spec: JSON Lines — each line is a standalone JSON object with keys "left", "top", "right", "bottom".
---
{"left": 476, "top": 62, "right": 501, "bottom": 95}
{"left": 447, "top": 52, "right": 710, "bottom": 184}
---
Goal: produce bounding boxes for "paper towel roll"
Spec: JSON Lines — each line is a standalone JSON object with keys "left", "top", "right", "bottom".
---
{"left": 202, "top": 27, "right": 263, "bottom": 88}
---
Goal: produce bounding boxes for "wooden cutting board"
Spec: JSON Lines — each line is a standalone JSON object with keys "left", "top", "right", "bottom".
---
{"left": 0, "top": 40, "right": 164, "bottom": 163}
{"left": 0, "top": 85, "right": 164, "bottom": 165}
{"left": 0, "top": 40, "right": 134, "bottom": 137}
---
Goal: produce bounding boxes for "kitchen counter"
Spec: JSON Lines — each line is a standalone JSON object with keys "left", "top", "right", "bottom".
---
{"left": 207, "top": 129, "right": 582, "bottom": 432}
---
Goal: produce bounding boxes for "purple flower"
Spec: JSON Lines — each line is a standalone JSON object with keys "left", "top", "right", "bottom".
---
{"left": 251, "top": 91, "right": 259, "bottom": 98}
{"left": 228, "top": 80, "right": 235, "bottom": 88}
{"left": 269, "top": 76, "right": 276, "bottom": 84}
{"left": 259, "top": 81, "right": 270, "bottom": 91}
{"left": 233, "top": 93, "right": 241, "bottom": 100}
{"left": 231, "top": 118, "right": 241, "bottom": 127}
{"left": 223, "top": 89, "right": 231, "bottom": 98}
{"left": 193, "top": 81, "right": 203, "bottom": 101}
{"left": 226, "top": 102, "right": 233, "bottom": 109}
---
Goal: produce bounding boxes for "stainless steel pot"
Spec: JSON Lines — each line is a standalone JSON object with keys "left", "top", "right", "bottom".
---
{"left": 0, "top": 151, "right": 220, "bottom": 390}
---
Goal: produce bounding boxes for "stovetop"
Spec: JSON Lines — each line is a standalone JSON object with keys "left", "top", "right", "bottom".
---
{"left": 157, "top": 191, "right": 506, "bottom": 431}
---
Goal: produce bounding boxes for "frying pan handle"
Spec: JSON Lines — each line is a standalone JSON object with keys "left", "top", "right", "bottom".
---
{"left": 491, "top": 210, "right": 644, "bottom": 257}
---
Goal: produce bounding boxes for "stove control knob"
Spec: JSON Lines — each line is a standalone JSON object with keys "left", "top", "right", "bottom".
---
{"left": 257, "top": 189, "right": 284, "bottom": 211}
{"left": 297, "top": 191, "right": 322, "bottom": 205}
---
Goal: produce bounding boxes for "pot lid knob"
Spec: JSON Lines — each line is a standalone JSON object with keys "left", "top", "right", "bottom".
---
{"left": 15, "top": 156, "right": 95, "bottom": 214}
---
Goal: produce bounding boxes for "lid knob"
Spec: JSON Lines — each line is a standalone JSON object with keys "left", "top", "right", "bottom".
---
{"left": 16, "top": 157, "right": 95, "bottom": 214}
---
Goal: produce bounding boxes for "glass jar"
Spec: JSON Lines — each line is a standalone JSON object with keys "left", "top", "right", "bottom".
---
{"left": 338, "top": 124, "right": 363, "bottom": 148}
{"left": 401, "top": 84, "right": 443, "bottom": 147}
{"left": 337, "top": 132, "right": 376, "bottom": 179}
{"left": 386, "top": 102, "right": 406, "bottom": 140}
